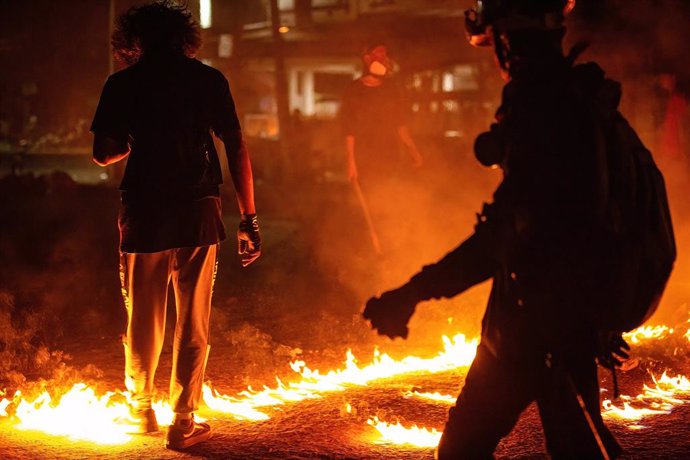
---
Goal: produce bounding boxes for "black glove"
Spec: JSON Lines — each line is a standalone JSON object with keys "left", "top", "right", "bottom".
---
{"left": 363, "top": 288, "right": 419, "bottom": 339}
{"left": 596, "top": 331, "right": 630, "bottom": 369}
{"left": 238, "top": 213, "right": 261, "bottom": 267}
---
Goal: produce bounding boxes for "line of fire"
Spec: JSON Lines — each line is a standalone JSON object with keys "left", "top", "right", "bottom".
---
{"left": 1, "top": 1, "right": 689, "bottom": 458}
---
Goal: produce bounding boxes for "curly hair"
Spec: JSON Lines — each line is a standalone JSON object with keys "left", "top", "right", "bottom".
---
{"left": 111, "top": 1, "right": 201, "bottom": 65}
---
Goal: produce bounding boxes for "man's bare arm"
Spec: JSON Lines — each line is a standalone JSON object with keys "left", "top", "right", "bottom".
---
{"left": 218, "top": 128, "right": 260, "bottom": 266}
{"left": 397, "top": 125, "right": 423, "bottom": 167}
{"left": 220, "top": 129, "right": 256, "bottom": 215}
{"left": 93, "top": 134, "right": 130, "bottom": 166}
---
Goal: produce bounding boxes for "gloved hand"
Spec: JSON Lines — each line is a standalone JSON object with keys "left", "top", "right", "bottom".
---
{"left": 238, "top": 213, "right": 261, "bottom": 267}
{"left": 363, "top": 288, "right": 419, "bottom": 339}
{"left": 596, "top": 331, "right": 630, "bottom": 369}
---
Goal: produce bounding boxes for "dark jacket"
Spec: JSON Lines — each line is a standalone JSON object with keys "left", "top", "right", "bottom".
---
{"left": 406, "top": 58, "right": 624, "bottom": 362}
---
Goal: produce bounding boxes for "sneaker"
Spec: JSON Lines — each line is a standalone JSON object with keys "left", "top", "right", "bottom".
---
{"left": 165, "top": 416, "right": 212, "bottom": 450}
{"left": 122, "top": 406, "right": 159, "bottom": 434}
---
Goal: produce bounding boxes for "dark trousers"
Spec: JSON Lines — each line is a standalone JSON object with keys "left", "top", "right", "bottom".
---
{"left": 120, "top": 245, "right": 218, "bottom": 414}
{"left": 436, "top": 344, "right": 622, "bottom": 460}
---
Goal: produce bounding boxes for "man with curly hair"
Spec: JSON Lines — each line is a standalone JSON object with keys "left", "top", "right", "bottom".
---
{"left": 91, "top": 1, "right": 261, "bottom": 449}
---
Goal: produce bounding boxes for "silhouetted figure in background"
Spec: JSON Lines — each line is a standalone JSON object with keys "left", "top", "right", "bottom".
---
{"left": 91, "top": 2, "right": 260, "bottom": 450}
{"left": 362, "top": 1, "right": 676, "bottom": 458}
{"left": 657, "top": 73, "right": 689, "bottom": 164}
{"left": 340, "top": 44, "right": 423, "bottom": 253}
{"left": 341, "top": 44, "right": 423, "bottom": 187}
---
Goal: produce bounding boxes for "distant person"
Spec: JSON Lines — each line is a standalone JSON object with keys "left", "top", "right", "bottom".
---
{"left": 363, "top": 0, "right": 674, "bottom": 458}
{"left": 340, "top": 44, "right": 423, "bottom": 252}
{"left": 91, "top": 2, "right": 261, "bottom": 450}
{"left": 341, "top": 44, "right": 423, "bottom": 185}
{"left": 657, "top": 73, "right": 689, "bottom": 163}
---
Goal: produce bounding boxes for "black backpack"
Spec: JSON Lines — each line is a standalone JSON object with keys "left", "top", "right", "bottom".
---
{"left": 591, "top": 78, "right": 677, "bottom": 332}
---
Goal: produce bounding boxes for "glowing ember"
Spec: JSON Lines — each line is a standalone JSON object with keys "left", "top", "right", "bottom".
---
{"left": 368, "top": 416, "right": 442, "bottom": 447}
{"left": 405, "top": 390, "right": 456, "bottom": 404}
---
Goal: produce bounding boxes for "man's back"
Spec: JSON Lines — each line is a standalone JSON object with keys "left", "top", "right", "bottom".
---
{"left": 92, "top": 56, "right": 239, "bottom": 193}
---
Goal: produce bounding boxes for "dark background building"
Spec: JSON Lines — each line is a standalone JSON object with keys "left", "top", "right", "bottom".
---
{"left": 0, "top": 0, "right": 688, "bottom": 183}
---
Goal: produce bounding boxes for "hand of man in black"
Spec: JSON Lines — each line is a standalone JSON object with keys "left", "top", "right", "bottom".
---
{"left": 238, "top": 214, "right": 261, "bottom": 267}
{"left": 597, "top": 331, "right": 631, "bottom": 369}
{"left": 363, "top": 289, "right": 418, "bottom": 340}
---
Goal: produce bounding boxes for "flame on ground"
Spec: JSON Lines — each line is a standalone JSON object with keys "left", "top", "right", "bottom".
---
{"left": 405, "top": 390, "right": 456, "bottom": 404}
{"left": 367, "top": 416, "right": 442, "bottom": 447}
{"left": 0, "top": 392, "right": 10, "bottom": 417}
{"left": 11, "top": 385, "right": 136, "bottom": 444}
{"left": 2, "top": 322, "right": 690, "bottom": 448}
{"left": 622, "top": 319, "right": 690, "bottom": 345}
{"left": 368, "top": 371, "right": 690, "bottom": 448}
{"left": 0, "top": 333, "right": 477, "bottom": 444}
{"left": 602, "top": 372, "right": 690, "bottom": 422}
{"left": 624, "top": 325, "right": 673, "bottom": 344}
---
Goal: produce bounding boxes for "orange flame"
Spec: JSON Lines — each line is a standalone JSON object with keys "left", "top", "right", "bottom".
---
{"left": 2, "top": 320, "right": 689, "bottom": 449}
{"left": 367, "top": 416, "right": 442, "bottom": 447}
{"left": 602, "top": 372, "right": 690, "bottom": 423}
{"left": 0, "top": 334, "right": 477, "bottom": 444}
{"left": 404, "top": 390, "right": 456, "bottom": 404}
{"left": 623, "top": 325, "right": 673, "bottom": 345}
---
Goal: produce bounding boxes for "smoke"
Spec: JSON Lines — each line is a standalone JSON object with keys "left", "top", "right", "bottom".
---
{"left": 289, "top": 0, "right": 690, "bottom": 354}
{"left": 0, "top": 174, "right": 123, "bottom": 388}
{"left": 569, "top": 0, "right": 690, "bottom": 81}
{"left": 298, "top": 117, "right": 502, "bottom": 350}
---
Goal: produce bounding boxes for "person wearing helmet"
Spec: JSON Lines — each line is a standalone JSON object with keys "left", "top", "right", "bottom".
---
{"left": 362, "top": 1, "right": 636, "bottom": 458}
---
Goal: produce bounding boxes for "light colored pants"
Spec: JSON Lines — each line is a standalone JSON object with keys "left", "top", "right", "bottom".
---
{"left": 119, "top": 245, "right": 218, "bottom": 414}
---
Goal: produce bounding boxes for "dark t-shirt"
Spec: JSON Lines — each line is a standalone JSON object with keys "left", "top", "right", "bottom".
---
{"left": 340, "top": 78, "right": 409, "bottom": 178}
{"left": 91, "top": 56, "right": 241, "bottom": 253}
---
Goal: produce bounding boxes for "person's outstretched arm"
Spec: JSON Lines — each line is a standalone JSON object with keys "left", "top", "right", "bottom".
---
{"left": 363, "top": 228, "right": 495, "bottom": 339}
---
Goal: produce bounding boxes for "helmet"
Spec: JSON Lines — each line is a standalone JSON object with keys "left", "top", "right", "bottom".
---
{"left": 465, "top": 0, "right": 575, "bottom": 47}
